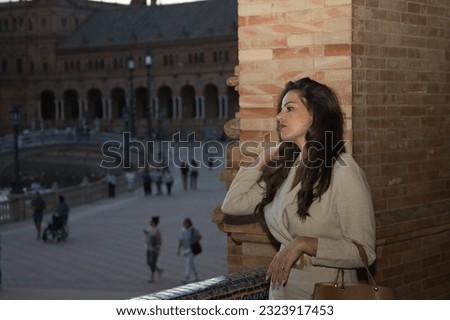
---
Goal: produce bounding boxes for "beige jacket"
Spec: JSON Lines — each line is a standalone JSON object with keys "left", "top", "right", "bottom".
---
{"left": 221, "top": 153, "right": 376, "bottom": 299}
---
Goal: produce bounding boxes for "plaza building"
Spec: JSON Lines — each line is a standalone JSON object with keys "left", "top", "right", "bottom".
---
{"left": 0, "top": 0, "right": 238, "bottom": 140}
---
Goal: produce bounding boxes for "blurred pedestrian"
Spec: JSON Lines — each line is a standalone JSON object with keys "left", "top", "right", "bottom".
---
{"left": 142, "top": 169, "right": 152, "bottom": 196}
{"left": 180, "top": 161, "right": 189, "bottom": 191}
{"left": 206, "top": 151, "right": 213, "bottom": 170}
{"left": 55, "top": 195, "right": 70, "bottom": 226}
{"left": 125, "top": 170, "right": 136, "bottom": 192}
{"left": 162, "top": 168, "right": 174, "bottom": 195}
{"left": 150, "top": 168, "right": 163, "bottom": 195}
{"left": 190, "top": 159, "right": 199, "bottom": 190}
{"left": 143, "top": 216, "right": 163, "bottom": 282}
{"left": 31, "top": 192, "right": 46, "bottom": 240}
{"left": 177, "top": 218, "right": 202, "bottom": 284}
{"left": 106, "top": 172, "right": 116, "bottom": 198}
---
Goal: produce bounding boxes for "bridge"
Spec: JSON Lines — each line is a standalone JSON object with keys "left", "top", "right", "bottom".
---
{"left": 0, "top": 129, "right": 229, "bottom": 177}
{"left": 0, "top": 130, "right": 124, "bottom": 183}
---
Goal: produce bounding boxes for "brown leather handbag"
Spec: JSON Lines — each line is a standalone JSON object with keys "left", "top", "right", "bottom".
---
{"left": 311, "top": 242, "right": 396, "bottom": 300}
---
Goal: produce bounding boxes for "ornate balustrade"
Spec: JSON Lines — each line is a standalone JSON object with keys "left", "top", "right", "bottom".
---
{"left": 135, "top": 268, "right": 269, "bottom": 300}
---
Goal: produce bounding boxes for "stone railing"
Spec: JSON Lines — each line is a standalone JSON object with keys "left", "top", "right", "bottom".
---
{"left": 0, "top": 175, "right": 130, "bottom": 225}
{"left": 0, "top": 130, "right": 124, "bottom": 155}
{"left": 135, "top": 268, "right": 269, "bottom": 300}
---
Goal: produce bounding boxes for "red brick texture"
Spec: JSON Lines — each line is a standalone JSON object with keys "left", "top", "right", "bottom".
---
{"left": 352, "top": 0, "right": 450, "bottom": 298}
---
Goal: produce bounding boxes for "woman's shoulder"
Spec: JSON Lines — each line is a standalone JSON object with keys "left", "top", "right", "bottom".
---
{"left": 333, "top": 153, "right": 365, "bottom": 178}
{"left": 331, "top": 153, "right": 372, "bottom": 197}
{"left": 335, "top": 152, "right": 358, "bottom": 167}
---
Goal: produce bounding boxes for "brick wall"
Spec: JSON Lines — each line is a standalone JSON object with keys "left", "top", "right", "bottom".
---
{"left": 217, "top": 0, "right": 450, "bottom": 299}
{"left": 352, "top": 0, "right": 450, "bottom": 299}
{"left": 237, "top": 0, "right": 353, "bottom": 143}
{"left": 352, "top": 0, "right": 449, "bottom": 212}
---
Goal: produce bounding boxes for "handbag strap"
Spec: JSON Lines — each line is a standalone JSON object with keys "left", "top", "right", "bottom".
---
{"left": 334, "top": 269, "right": 345, "bottom": 288}
{"left": 334, "top": 242, "right": 379, "bottom": 289}
{"left": 352, "top": 242, "right": 378, "bottom": 287}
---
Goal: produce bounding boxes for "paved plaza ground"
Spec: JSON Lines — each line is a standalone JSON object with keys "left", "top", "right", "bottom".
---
{"left": 0, "top": 162, "right": 228, "bottom": 300}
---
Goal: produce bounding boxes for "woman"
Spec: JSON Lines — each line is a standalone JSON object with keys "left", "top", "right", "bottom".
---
{"left": 221, "top": 77, "right": 376, "bottom": 299}
{"left": 143, "top": 216, "right": 163, "bottom": 282}
{"left": 177, "top": 218, "right": 201, "bottom": 284}
{"left": 31, "top": 192, "right": 46, "bottom": 240}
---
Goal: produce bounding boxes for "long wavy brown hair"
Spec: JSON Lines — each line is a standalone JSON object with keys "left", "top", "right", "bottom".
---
{"left": 254, "top": 78, "right": 346, "bottom": 221}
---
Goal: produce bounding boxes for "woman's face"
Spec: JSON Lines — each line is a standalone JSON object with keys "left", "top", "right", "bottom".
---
{"left": 276, "top": 90, "right": 313, "bottom": 148}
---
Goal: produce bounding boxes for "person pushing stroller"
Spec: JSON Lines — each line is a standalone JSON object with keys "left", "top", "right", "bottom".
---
{"left": 42, "top": 195, "right": 70, "bottom": 242}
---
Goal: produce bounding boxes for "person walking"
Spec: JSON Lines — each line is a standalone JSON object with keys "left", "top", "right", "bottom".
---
{"left": 150, "top": 168, "right": 163, "bottom": 196}
{"left": 162, "top": 168, "right": 174, "bottom": 195}
{"left": 55, "top": 195, "right": 70, "bottom": 226}
{"left": 180, "top": 161, "right": 189, "bottom": 191}
{"left": 142, "top": 169, "right": 152, "bottom": 196}
{"left": 206, "top": 151, "right": 214, "bottom": 170}
{"left": 125, "top": 169, "right": 136, "bottom": 192}
{"left": 143, "top": 216, "right": 163, "bottom": 283}
{"left": 189, "top": 159, "right": 199, "bottom": 190}
{"left": 106, "top": 172, "right": 116, "bottom": 198}
{"left": 177, "top": 218, "right": 201, "bottom": 284}
{"left": 31, "top": 192, "right": 46, "bottom": 240}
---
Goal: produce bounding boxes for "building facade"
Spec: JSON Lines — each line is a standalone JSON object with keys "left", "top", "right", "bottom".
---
{"left": 0, "top": 0, "right": 238, "bottom": 140}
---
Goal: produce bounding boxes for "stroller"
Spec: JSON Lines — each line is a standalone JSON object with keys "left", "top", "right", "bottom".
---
{"left": 42, "top": 214, "right": 69, "bottom": 242}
